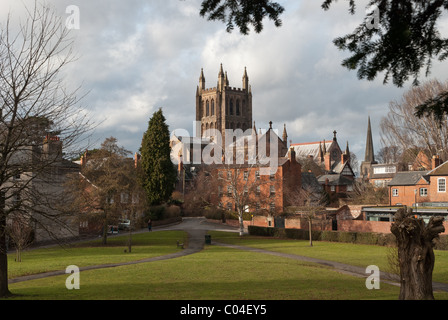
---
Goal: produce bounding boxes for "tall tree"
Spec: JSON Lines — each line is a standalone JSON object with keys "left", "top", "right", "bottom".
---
{"left": 140, "top": 108, "right": 177, "bottom": 205}
{"left": 0, "top": 2, "right": 92, "bottom": 298}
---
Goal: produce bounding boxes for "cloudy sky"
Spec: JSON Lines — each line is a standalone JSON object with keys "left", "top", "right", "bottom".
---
{"left": 2, "top": 0, "right": 448, "bottom": 168}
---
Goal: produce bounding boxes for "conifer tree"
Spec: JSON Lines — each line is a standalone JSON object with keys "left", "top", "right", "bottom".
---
{"left": 140, "top": 108, "right": 176, "bottom": 205}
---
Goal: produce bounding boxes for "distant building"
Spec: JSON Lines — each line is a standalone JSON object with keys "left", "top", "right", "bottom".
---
{"left": 388, "top": 156, "right": 446, "bottom": 207}
{"left": 360, "top": 116, "right": 378, "bottom": 180}
{"left": 290, "top": 130, "right": 355, "bottom": 203}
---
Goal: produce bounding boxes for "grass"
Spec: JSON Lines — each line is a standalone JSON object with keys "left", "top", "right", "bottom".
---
{"left": 8, "top": 230, "right": 187, "bottom": 279}
{"left": 208, "top": 231, "right": 448, "bottom": 284}
{"left": 4, "top": 230, "right": 448, "bottom": 300}
{"left": 8, "top": 244, "right": 401, "bottom": 300}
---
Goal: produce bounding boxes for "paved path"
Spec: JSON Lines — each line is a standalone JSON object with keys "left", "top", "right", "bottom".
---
{"left": 8, "top": 217, "right": 448, "bottom": 293}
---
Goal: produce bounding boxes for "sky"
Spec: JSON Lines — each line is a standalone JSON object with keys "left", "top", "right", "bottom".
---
{"left": 2, "top": 0, "right": 448, "bottom": 169}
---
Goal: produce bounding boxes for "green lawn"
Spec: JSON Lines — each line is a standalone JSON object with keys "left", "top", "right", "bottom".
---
{"left": 208, "top": 231, "right": 448, "bottom": 284}
{"left": 8, "top": 230, "right": 187, "bottom": 279}
{"left": 5, "top": 230, "right": 448, "bottom": 300}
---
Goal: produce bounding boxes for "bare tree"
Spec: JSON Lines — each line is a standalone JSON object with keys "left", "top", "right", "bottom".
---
{"left": 391, "top": 206, "right": 445, "bottom": 300}
{"left": 284, "top": 185, "right": 326, "bottom": 247}
{"left": 0, "top": 2, "right": 92, "bottom": 297}
{"left": 70, "top": 138, "right": 138, "bottom": 246}
{"left": 217, "top": 163, "right": 276, "bottom": 236}
{"left": 380, "top": 79, "right": 448, "bottom": 165}
{"left": 6, "top": 213, "right": 33, "bottom": 262}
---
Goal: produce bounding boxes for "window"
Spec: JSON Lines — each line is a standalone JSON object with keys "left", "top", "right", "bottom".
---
{"left": 236, "top": 100, "right": 240, "bottom": 115}
{"left": 206, "top": 101, "right": 209, "bottom": 116}
{"left": 392, "top": 188, "right": 399, "bottom": 197}
{"left": 256, "top": 186, "right": 260, "bottom": 195}
{"left": 227, "top": 186, "right": 232, "bottom": 196}
{"left": 120, "top": 193, "right": 129, "bottom": 204}
{"left": 255, "top": 171, "right": 260, "bottom": 180}
{"left": 438, "top": 178, "right": 446, "bottom": 192}
{"left": 270, "top": 185, "right": 275, "bottom": 196}
{"left": 229, "top": 100, "right": 233, "bottom": 115}
{"left": 243, "top": 171, "right": 248, "bottom": 180}
{"left": 270, "top": 202, "right": 275, "bottom": 212}
{"left": 211, "top": 100, "right": 215, "bottom": 116}
{"left": 420, "top": 188, "right": 428, "bottom": 197}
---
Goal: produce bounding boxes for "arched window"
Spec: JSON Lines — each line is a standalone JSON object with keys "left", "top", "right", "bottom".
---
{"left": 206, "top": 101, "right": 209, "bottom": 116}
{"left": 211, "top": 99, "right": 215, "bottom": 116}
{"left": 236, "top": 100, "right": 240, "bottom": 115}
{"left": 229, "top": 99, "right": 233, "bottom": 115}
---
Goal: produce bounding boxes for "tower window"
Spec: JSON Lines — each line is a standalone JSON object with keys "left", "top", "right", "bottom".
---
{"left": 211, "top": 100, "right": 215, "bottom": 116}
{"left": 236, "top": 100, "right": 240, "bottom": 115}
{"left": 206, "top": 101, "right": 209, "bottom": 116}
{"left": 230, "top": 100, "right": 233, "bottom": 115}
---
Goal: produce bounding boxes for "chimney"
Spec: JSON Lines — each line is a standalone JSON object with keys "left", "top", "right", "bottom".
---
{"left": 134, "top": 152, "right": 140, "bottom": 168}
{"left": 324, "top": 152, "right": 331, "bottom": 171}
{"left": 288, "top": 147, "right": 296, "bottom": 162}
{"left": 432, "top": 155, "right": 442, "bottom": 169}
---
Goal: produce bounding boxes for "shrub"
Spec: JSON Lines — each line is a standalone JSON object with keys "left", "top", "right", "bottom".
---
{"left": 148, "top": 205, "right": 166, "bottom": 221}
{"left": 320, "top": 231, "right": 339, "bottom": 242}
{"left": 338, "top": 232, "right": 357, "bottom": 243}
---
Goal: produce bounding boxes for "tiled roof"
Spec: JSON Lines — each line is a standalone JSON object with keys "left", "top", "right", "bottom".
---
{"left": 427, "top": 161, "right": 448, "bottom": 176}
{"left": 387, "top": 171, "right": 429, "bottom": 186}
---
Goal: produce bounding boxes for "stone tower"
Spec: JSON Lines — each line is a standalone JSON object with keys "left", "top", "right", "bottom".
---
{"left": 196, "top": 64, "right": 253, "bottom": 147}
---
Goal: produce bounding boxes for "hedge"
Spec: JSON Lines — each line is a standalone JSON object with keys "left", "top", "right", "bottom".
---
{"left": 246, "top": 225, "right": 448, "bottom": 249}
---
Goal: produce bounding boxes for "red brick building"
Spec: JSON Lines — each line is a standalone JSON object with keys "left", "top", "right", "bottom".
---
{"left": 388, "top": 156, "right": 446, "bottom": 207}
{"left": 213, "top": 147, "right": 302, "bottom": 214}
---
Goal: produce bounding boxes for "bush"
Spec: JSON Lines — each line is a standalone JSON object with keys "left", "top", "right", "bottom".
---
{"left": 320, "top": 231, "right": 339, "bottom": 242}
{"left": 247, "top": 226, "right": 413, "bottom": 248}
{"left": 147, "top": 205, "right": 166, "bottom": 221}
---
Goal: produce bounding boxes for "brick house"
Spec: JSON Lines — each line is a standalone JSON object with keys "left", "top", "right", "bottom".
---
{"left": 388, "top": 156, "right": 446, "bottom": 207}
{"left": 212, "top": 147, "right": 302, "bottom": 214}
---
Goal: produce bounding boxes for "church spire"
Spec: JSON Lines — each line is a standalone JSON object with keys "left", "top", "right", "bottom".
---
{"left": 364, "top": 116, "right": 375, "bottom": 163}
{"left": 282, "top": 123, "right": 288, "bottom": 142}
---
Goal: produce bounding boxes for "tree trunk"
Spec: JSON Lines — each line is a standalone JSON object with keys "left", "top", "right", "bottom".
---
{"left": 238, "top": 211, "right": 244, "bottom": 236}
{"left": 308, "top": 219, "right": 313, "bottom": 247}
{"left": 391, "top": 207, "right": 445, "bottom": 300}
{"left": 0, "top": 214, "right": 11, "bottom": 298}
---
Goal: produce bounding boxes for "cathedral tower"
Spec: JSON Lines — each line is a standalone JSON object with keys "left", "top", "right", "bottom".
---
{"left": 196, "top": 64, "right": 253, "bottom": 147}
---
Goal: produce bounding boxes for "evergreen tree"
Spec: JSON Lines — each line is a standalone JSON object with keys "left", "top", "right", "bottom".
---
{"left": 140, "top": 108, "right": 176, "bottom": 205}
